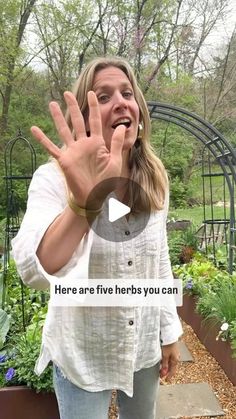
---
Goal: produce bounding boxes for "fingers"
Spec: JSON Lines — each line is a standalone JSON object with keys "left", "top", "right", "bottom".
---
{"left": 110, "top": 124, "right": 126, "bottom": 158}
{"left": 160, "top": 356, "right": 169, "bottom": 378}
{"left": 166, "top": 358, "right": 178, "bottom": 379}
{"left": 160, "top": 354, "right": 179, "bottom": 380}
{"left": 64, "top": 92, "right": 87, "bottom": 139}
{"left": 31, "top": 126, "right": 60, "bottom": 158}
{"left": 49, "top": 101, "right": 74, "bottom": 146}
{"left": 87, "top": 91, "right": 103, "bottom": 138}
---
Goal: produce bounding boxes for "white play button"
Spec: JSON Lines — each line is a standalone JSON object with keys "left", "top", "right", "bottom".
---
{"left": 108, "top": 197, "right": 130, "bottom": 222}
{"left": 85, "top": 177, "right": 150, "bottom": 242}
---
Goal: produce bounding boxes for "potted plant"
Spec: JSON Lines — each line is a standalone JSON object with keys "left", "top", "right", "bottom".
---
{"left": 168, "top": 225, "right": 198, "bottom": 265}
{"left": 0, "top": 327, "right": 59, "bottom": 419}
{"left": 175, "top": 253, "right": 236, "bottom": 385}
{"left": 0, "top": 261, "right": 59, "bottom": 419}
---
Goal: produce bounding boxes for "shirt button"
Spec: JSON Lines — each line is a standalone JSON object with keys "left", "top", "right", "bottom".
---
{"left": 128, "top": 260, "right": 133, "bottom": 266}
{"left": 125, "top": 230, "right": 130, "bottom": 236}
{"left": 129, "top": 320, "right": 134, "bottom": 326}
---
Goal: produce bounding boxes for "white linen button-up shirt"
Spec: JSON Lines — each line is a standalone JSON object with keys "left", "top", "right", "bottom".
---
{"left": 12, "top": 161, "right": 182, "bottom": 397}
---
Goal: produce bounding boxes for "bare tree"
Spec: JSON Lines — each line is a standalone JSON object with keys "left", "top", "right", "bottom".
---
{"left": 143, "top": 0, "right": 184, "bottom": 93}
{"left": 207, "top": 27, "right": 236, "bottom": 123}
{"left": 186, "top": 0, "right": 229, "bottom": 75}
{"left": 34, "top": 0, "right": 107, "bottom": 105}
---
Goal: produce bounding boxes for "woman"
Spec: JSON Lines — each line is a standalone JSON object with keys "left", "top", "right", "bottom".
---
{"left": 12, "top": 57, "right": 182, "bottom": 419}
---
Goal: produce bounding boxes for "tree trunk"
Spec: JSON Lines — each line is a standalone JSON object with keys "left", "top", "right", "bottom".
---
{"left": 0, "top": 63, "right": 15, "bottom": 145}
{"left": 0, "top": 0, "right": 36, "bottom": 143}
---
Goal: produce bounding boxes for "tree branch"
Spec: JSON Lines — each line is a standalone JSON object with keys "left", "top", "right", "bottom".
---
{"left": 143, "top": 0, "right": 183, "bottom": 94}
{"left": 209, "top": 26, "right": 236, "bottom": 121}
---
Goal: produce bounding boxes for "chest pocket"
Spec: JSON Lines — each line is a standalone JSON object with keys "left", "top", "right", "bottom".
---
{"left": 146, "top": 240, "right": 159, "bottom": 256}
{"left": 145, "top": 214, "right": 163, "bottom": 256}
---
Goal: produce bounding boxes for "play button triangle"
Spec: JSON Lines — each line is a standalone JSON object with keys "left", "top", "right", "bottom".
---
{"left": 108, "top": 197, "right": 130, "bottom": 222}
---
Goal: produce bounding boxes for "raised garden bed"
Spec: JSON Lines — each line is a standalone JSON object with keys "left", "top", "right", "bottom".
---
{"left": 167, "top": 219, "right": 191, "bottom": 231}
{"left": 178, "top": 294, "right": 236, "bottom": 386}
{"left": 0, "top": 386, "right": 60, "bottom": 419}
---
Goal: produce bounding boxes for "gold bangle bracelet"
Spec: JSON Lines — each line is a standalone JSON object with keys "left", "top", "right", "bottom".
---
{"left": 68, "top": 195, "right": 103, "bottom": 217}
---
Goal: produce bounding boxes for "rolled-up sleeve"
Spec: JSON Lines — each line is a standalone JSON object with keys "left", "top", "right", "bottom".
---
{"left": 11, "top": 162, "right": 93, "bottom": 290}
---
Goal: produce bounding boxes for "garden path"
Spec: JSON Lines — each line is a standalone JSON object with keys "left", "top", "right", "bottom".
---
{"left": 156, "top": 322, "right": 236, "bottom": 419}
{"left": 109, "top": 322, "right": 236, "bottom": 419}
{"left": 156, "top": 340, "right": 224, "bottom": 418}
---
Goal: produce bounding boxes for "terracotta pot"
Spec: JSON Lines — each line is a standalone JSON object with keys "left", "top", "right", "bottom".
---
{"left": 178, "top": 294, "right": 236, "bottom": 386}
{"left": 0, "top": 386, "right": 60, "bottom": 419}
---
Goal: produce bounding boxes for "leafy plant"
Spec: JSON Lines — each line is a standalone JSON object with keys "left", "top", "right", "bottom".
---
{"left": 0, "top": 320, "right": 53, "bottom": 392}
{"left": 169, "top": 177, "right": 188, "bottom": 208}
{"left": 174, "top": 253, "right": 221, "bottom": 295}
{"left": 3, "top": 260, "right": 48, "bottom": 337}
{"left": 0, "top": 259, "right": 51, "bottom": 392}
{"left": 197, "top": 279, "right": 236, "bottom": 325}
{"left": 168, "top": 225, "right": 198, "bottom": 265}
{"left": 174, "top": 253, "right": 236, "bottom": 355}
{"left": 168, "top": 230, "right": 185, "bottom": 265}
{"left": 0, "top": 309, "right": 10, "bottom": 349}
{"left": 181, "top": 225, "right": 199, "bottom": 250}
{"left": 230, "top": 321, "right": 236, "bottom": 358}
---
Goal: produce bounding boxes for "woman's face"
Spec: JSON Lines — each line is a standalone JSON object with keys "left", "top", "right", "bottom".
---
{"left": 91, "top": 66, "right": 140, "bottom": 150}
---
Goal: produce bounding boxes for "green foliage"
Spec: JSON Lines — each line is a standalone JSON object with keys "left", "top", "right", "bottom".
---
{"left": 151, "top": 121, "right": 196, "bottom": 208}
{"left": 174, "top": 253, "right": 236, "bottom": 355}
{"left": 168, "top": 231, "right": 185, "bottom": 265}
{"left": 156, "top": 73, "right": 200, "bottom": 110}
{"left": 197, "top": 276, "right": 236, "bottom": 357}
{"left": 0, "top": 320, "right": 53, "bottom": 392}
{"left": 168, "top": 225, "right": 198, "bottom": 265}
{"left": 3, "top": 261, "right": 48, "bottom": 337}
{"left": 207, "top": 244, "right": 230, "bottom": 271}
{"left": 174, "top": 253, "right": 225, "bottom": 296}
{"left": 7, "top": 70, "right": 54, "bottom": 141}
{"left": 0, "top": 218, "right": 6, "bottom": 249}
{"left": 181, "top": 226, "right": 199, "bottom": 250}
{"left": 0, "top": 309, "right": 10, "bottom": 349}
{"left": 187, "top": 165, "right": 230, "bottom": 205}
{"left": 197, "top": 279, "right": 236, "bottom": 322}
{"left": 230, "top": 321, "right": 236, "bottom": 358}
{"left": 169, "top": 177, "right": 188, "bottom": 208}
{"left": 0, "top": 259, "right": 51, "bottom": 391}
{"left": 151, "top": 121, "right": 195, "bottom": 181}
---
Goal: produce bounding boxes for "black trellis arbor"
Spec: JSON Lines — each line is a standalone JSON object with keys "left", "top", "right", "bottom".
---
{"left": 148, "top": 102, "right": 236, "bottom": 273}
{"left": 2, "top": 130, "right": 36, "bottom": 316}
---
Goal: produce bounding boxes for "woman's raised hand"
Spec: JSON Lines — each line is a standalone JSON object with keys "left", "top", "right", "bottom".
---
{"left": 31, "top": 91, "right": 126, "bottom": 208}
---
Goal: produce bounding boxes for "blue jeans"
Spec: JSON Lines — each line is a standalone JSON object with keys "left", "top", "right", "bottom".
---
{"left": 53, "top": 363, "right": 160, "bottom": 419}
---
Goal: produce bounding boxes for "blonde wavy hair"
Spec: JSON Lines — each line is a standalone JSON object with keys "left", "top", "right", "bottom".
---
{"left": 65, "top": 56, "right": 168, "bottom": 212}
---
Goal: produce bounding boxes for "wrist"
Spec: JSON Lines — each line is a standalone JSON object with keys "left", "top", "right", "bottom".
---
{"left": 68, "top": 194, "right": 103, "bottom": 218}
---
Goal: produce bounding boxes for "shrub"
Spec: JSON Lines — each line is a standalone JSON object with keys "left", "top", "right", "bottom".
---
{"left": 0, "top": 320, "right": 53, "bottom": 392}
{"left": 174, "top": 254, "right": 236, "bottom": 356}
{"left": 0, "top": 259, "right": 52, "bottom": 392}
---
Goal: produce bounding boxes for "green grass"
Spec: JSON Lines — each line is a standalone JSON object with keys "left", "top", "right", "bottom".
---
{"left": 169, "top": 205, "right": 230, "bottom": 228}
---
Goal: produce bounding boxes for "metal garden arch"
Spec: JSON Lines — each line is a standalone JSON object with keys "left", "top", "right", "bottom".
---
{"left": 2, "top": 130, "right": 37, "bottom": 320}
{"left": 147, "top": 101, "right": 236, "bottom": 273}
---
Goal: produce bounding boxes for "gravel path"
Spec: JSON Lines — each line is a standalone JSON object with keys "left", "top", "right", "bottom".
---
{"left": 109, "top": 321, "right": 236, "bottom": 418}
{"left": 169, "top": 322, "right": 236, "bottom": 419}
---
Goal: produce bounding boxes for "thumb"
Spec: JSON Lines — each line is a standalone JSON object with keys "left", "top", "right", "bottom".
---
{"left": 110, "top": 124, "right": 126, "bottom": 158}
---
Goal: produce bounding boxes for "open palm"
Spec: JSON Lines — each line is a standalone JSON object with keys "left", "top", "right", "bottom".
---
{"left": 31, "top": 91, "right": 126, "bottom": 208}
